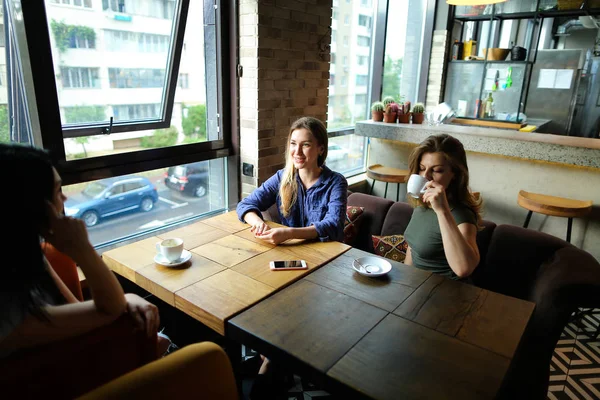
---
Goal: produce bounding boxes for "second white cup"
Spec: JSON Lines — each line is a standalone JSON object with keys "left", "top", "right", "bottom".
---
{"left": 156, "top": 238, "right": 184, "bottom": 262}
{"left": 407, "top": 174, "right": 429, "bottom": 198}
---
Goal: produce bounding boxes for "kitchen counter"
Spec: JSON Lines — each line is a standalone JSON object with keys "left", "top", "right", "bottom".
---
{"left": 355, "top": 121, "right": 600, "bottom": 169}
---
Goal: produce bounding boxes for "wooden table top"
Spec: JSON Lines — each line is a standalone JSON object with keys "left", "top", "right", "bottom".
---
{"left": 228, "top": 248, "right": 535, "bottom": 400}
{"left": 102, "top": 211, "right": 350, "bottom": 335}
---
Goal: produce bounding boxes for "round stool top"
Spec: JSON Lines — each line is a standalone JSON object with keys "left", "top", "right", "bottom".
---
{"left": 367, "top": 164, "right": 410, "bottom": 183}
{"left": 517, "top": 190, "right": 592, "bottom": 218}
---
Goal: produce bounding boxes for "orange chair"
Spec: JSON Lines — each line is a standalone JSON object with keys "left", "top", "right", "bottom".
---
{"left": 0, "top": 315, "right": 157, "bottom": 399}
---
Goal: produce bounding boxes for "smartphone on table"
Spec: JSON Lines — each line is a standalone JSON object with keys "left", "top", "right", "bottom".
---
{"left": 269, "top": 260, "right": 308, "bottom": 271}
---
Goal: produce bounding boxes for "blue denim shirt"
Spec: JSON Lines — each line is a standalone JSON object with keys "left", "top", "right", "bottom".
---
{"left": 236, "top": 166, "right": 348, "bottom": 242}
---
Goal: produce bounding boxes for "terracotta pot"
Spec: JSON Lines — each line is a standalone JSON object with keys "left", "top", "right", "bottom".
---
{"left": 412, "top": 113, "right": 424, "bottom": 124}
{"left": 383, "top": 112, "right": 397, "bottom": 123}
{"left": 397, "top": 113, "right": 411, "bottom": 124}
{"left": 372, "top": 111, "right": 384, "bottom": 122}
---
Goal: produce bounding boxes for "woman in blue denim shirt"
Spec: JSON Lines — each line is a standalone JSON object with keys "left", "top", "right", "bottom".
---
{"left": 237, "top": 117, "right": 348, "bottom": 245}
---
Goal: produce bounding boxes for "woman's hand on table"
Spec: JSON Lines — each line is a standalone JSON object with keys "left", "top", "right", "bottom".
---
{"left": 250, "top": 220, "right": 271, "bottom": 236}
{"left": 125, "top": 293, "right": 160, "bottom": 338}
{"left": 256, "top": 227, "right": 290, "bottom": 245}
{"left": 421, "top": 181, "right": 451, "bottom": 214}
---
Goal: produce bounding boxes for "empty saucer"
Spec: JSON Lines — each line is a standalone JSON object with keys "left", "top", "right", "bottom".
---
{"left": 154, "top": 249, "right": 192, "bottom": 267}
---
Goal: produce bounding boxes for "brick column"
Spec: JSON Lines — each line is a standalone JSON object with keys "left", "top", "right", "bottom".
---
{"left": 239, "top": 0, "right": 332, "bottom": 198}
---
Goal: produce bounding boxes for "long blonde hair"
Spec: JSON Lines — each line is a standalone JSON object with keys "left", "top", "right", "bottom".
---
{"left": 279, "top": 117, "right": 328, "bottom": 218}
{"left": 407, "top": 134, "right": 483, "bottom": 227}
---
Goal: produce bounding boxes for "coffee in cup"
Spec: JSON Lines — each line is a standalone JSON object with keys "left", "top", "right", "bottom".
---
{"left": 156, "top": 238, "right": 184, "bottom": 262}
{"left": 407, "top": 174, "right": 429, "bottom": 198}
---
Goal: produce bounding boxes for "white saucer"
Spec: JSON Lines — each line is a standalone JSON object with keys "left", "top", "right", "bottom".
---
{"left": 154, "top": 249, "right": 192, "bottom": 267}
{"left": 352, "top": 256, "right": 392, "bottom": 277}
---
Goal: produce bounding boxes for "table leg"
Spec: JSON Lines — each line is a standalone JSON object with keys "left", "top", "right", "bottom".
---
{"left": 224, "top": 338, "right": 243, "bottom": 396}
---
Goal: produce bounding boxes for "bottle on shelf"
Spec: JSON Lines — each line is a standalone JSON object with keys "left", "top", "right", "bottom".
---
{"left": 484, "top": 92, "right": 495, "bottom": 118}
{"left": 451, "top": 40, "right": 463, "bottom": 61}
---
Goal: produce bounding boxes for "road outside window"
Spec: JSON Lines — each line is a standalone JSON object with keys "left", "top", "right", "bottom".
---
{"left": 62, "top": 159, "right": 227, "bottom": 247}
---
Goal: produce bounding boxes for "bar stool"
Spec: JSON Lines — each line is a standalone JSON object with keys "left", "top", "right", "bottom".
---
{"left": 367, "top": 164, "right": 410, "bottom": 202}
{"left": 517, "top": 190, "right": 592, "bottom": 243}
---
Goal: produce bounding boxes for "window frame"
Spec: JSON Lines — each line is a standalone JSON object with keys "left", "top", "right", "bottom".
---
{"left": 28, "top": 0, "right": 189, "bottom": 142}
{"left": 17, "top": 0, "right": 234, "bottom": 187}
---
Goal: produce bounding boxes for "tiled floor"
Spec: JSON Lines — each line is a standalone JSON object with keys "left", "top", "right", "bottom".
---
{"left": 548, "top": 309, "right": 600, "bottom": 399}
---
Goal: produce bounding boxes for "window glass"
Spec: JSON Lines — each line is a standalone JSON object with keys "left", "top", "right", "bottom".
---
{"left": 381, "top": 0, "right": 427, "bottom": 105}
{"left": 62, "top": 159, "right": 227, "bottom": 247}
{"left": 326, "top": 135, "right": 366, "bottom": 177}
{"left": 327, "top": 0, "right": 375, "bottom": 129}
{"left": 43, "top": 0, "right": 211, "bottom": 160}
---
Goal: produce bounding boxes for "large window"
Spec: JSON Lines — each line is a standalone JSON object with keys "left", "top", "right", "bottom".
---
{"left": 2, "top": 0, "right": 233, "bottom": 248}
{"left": 108, "top": 68, "right": 165, "bottom": 89}
{"left": 104, "top": 30, "right": 170, "bottom": 53}
{"left": 60, "top": 67, "right": 101, "bottom": 89}
{"left": 381, "top": 0, "right": 429, "bottom": 105}
{"left": 102, "top": 0, "right": 176, "bottom": 19}
{"left": 326, "top": 0, "right": 433, "bottom": 177}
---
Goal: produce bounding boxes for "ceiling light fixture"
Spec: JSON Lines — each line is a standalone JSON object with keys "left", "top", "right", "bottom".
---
{"left": 446, "top": 0, "right": 507, "bottom": 5}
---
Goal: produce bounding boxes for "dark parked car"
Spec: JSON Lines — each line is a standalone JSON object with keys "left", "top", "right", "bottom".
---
{"left": 164, "top": 162, "right": 209, "bottom": 197}
{"left": 64, "top": 176, "right": 159, "bottom": 227}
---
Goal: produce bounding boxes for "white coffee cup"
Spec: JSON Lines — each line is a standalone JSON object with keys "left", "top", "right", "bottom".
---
{"left": 407, "top": 174, "right": 429, "bottom": 198}
{"left": 155, "top": 238, "right": 184, "bottom": 262}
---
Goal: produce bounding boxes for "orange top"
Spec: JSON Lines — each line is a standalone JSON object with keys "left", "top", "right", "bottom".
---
{"left": 42, "top": 242, "right": 84, "bottom": 302}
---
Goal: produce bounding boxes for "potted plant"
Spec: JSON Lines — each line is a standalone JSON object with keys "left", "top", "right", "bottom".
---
{"left": 383, "top": 96, "right": 396, "bottom": 107}
{"left": 412, "top": 103, "right": 425, "bottom": 124}
{"left": 397, "top": 104, "right": 411, "bottom": 124}
{"left": 404, "top": 101, "right": 411, "bottom": 116}
{"left": 383, "top": 103, "right": 398, "bottom": 123}
{"left": 371, "top": 101, "right": 384, "bottom": 122}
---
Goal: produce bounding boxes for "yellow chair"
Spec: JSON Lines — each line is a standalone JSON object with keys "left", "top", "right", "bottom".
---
{"left": 367, "top": 164, "right": 410, "bottom": 201}
{"left": 518, "top": 190, "right": 592, "bottom": 243}
{"left": 78, "top": 342, "right": 238, "bottom": 400}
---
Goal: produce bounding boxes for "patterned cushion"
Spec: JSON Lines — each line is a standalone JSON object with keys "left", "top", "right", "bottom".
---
{"left": 343, "top": 206, "right": 364, "bottom": 246}
{"left": 372, "top": 234, "right": 408, "bottom": 262}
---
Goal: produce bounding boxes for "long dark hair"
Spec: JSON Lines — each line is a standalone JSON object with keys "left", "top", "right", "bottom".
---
{"left": 407, "top": 134, "right": 482, "bottom": 227}
{"left": 279, "top": 117, "right": 328, "bottom": 217}
{"left": 0, "top": 144, "right": 64, "bottom": 323}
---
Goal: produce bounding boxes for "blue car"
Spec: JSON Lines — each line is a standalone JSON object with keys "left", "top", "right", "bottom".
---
{"left": 64, "top": 176, "right": 159, "bottom": 227}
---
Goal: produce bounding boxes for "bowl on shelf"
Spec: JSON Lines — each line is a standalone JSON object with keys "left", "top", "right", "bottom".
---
{"left": 483, "top": 48, "right": 511, "bottom": 61}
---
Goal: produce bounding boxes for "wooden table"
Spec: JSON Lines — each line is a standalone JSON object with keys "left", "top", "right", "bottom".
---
{"left": 102, "top": 211, "right": 350, "bottom": 335}
{"left": 228, "top": 248, "right": 535, "bottom": 400}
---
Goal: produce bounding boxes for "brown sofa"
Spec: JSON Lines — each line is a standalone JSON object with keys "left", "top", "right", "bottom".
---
{"left": 347, "top": 192, "right": 600, "bottom": 399}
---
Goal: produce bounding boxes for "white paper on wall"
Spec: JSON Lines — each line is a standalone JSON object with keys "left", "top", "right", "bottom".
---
{"left": 538, "top": 69, "right": 557, "bottom": 89}
{"left": 554, "top": 69, "right": 574, "bottom": 89}
{"left": 537, "top": 68, "right": 574, "bottom": 89}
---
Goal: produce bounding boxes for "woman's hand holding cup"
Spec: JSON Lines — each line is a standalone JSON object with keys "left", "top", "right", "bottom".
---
{"left": 421, "top": 181, "right": 450, "bottom": 214}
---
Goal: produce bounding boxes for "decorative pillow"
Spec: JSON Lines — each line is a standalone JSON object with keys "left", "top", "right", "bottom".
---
{"left": 343, "top": 206, "right": 364, "bottom": 246}
{"left": 372, "top": 235, "right": 408, "bottom": 262}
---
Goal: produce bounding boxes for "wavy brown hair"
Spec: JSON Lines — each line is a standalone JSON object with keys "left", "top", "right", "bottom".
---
{"left": 406, "top": 134, "right": 482, "bottom": 227}
{"left": 279, "top": 117, "right": 328, "bottom": 217}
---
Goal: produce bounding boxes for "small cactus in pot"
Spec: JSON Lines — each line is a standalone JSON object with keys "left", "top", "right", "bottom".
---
{"left": 397, "top": 102, "right": 411, "bottom": 124}
{"left": 412, "top": 102, "right": 425, "bottom": 124}
{"left": 371, "top": 101, "right": 385, "bottom": 122}
{"left": 382, "top": 96, "right": 396, "bottom": 107}
{"left": 383, "top": 103, "right": 398, "bottom": 123}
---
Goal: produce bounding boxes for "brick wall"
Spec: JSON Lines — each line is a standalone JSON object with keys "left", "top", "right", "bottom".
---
{"left": 239, "top": 0, "right": 332, "bottom": 198}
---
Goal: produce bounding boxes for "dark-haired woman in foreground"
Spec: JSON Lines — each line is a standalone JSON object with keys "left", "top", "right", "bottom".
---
{"left": 403, "top": 134, "right": 482, "bottom": 280}
{"left": 0, "top": 144, "right": 160, "bottom": 358}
